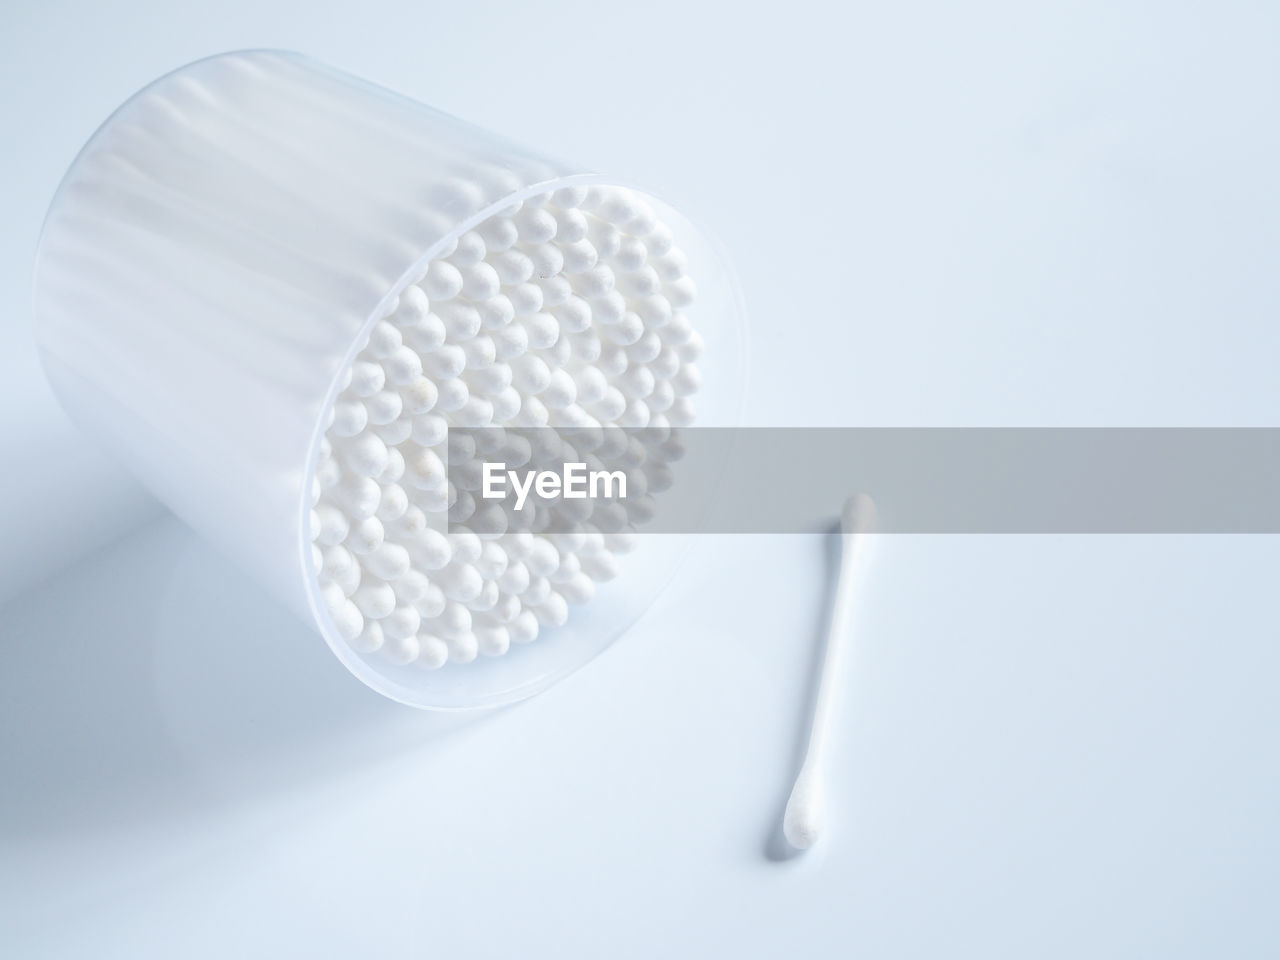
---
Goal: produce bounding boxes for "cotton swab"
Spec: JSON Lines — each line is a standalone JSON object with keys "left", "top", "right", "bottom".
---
{"left": 783, "top": 493, "right": 878, "bottom": 851}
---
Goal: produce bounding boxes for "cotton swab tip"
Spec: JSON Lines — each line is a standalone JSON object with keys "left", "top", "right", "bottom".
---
{"left": 782, "top": 764, "right": 825, "bottom": 850}
{"left": 841, "top": 492, "right": 877, "bottom": 536}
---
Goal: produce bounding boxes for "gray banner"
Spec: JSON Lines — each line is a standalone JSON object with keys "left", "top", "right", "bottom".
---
{"left": 441, "top": 428, "right": 1280, "bottom": 533}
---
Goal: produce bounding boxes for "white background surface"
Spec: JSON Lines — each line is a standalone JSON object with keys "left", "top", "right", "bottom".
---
{"left": 2, "top": 1, "right": 1278, "bottom": 956}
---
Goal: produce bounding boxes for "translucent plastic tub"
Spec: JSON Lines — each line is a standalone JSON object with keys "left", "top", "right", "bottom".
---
{"left": 33, "top": 50, "right": 747, "bottom": 708}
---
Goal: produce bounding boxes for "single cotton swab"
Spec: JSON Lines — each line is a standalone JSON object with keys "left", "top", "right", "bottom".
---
{"left": 783, "top": 493, "right": 877, "bottom": 851}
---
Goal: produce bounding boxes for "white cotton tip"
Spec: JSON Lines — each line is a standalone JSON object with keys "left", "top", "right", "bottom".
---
{"left": 666, "top": 276, "right": 697, "bottom": 309}
{"left": 365, "top": 542, "right": 410, "bottom": 580}
{"left": 351, "top": 619, "right": 384, "bottom": 654}
{"left": 619, "top": 265, "right": 661, "bottom": 298}
{"left": 650, "top": 346, "right": 681, "bottom": 381}
{"left": 367, "top": 321, "right": 404, "bottom": 360}
{"left": 644, "top": 221, "right": 673, "bottom": 257}
{"left": 572, "top": 365, "right": 608, "bottom": 405}
{"left": 533, "top": 591, "right": 569, "bottom": 627}
{"left": 547, "top": 335, "right": 573, "bottom": 368}
{"left": 553, "top": 207, "right": 589, "bottom": 243}
{"left": 346, "top": 515, "right": 386, "bottom": 556}
{"left": 422, "top": 343, "right": 466, "bottom": 380}
{"left": 402, "top": 377, "right": 439, "bottom": 415}
{"left": 552, "top": 296, "right": 592, "bottom": 334}
{"left": 440, "top": 568, "right": 483, "bottom": 604}
{"left": 517, "top": 394, "right": 549, "bottom": 427}
{"left": 525, "top": 538, "right": 560, "bottom": 578}
{"left": 635, "top": 294, "right": 672, "bottom": 327}
{"left": 599, "top": 344, "right": 630, "bottom": 378}
{"left": 539, "top": 274, "right": 572, "bottom": 307}
{"left": 666, "top": 397, "right": 696, "bottom": 427}
{"left": 331, "top": 601, "right": 365, "bottom": 642}
{"left": 416, "top": 634, "right": 449, "bottom": 669}
{"left": 327, "top": 548, "right": 362, "bottom": 595}
{"left": 447, "top": 632, "right": 479, "bottom": 664}
{"left": 392, "top": 507, "right": 427, "bottom": 542}
{"left": 404, "top": 313, "right": 447, "bottom": 353}
{"left": 524, "top": 242, "right": 564, "bottom": 280}
{"left": 498, "top": 559, "right": 531, "bottom": 595}
{"left": 542, "top": 369, "right": 577, "bottom": 409}
{"left": 589, "top": 386, "right": 627, "bottom": 422}
{"left": 492, "top": 249, "right": 534, "bottom": 285}
{"left": 655, "top": 248, "right": 686, "bottom": 281}
{"left": 782, "top": 765, "right": 825, "bottom": 851}
{"left": 475, "top": 624, "right": 510, "bottom": 657}
{"left": 393, "top": 569, "right": 430, "bottom": 604}
{"left": 471, "top": 579, "right": 502, "bottom": 611}
{"left": 491, "top": 594, "right": 522, "bottom": 624}
{"left": 384, "top": 346, "right": 424, "bottom": 385}
{"left": 627, "top": 330, "right": 663, "bottom": 365}
{"left": 438, "top": 301, "right": 482, "bottom": 341}
{"left": 448, "top": 530, "right": 483, "bottom": 564}
{"left": 438, "top": 601, "right": 473, "bottom": 638}
{"left": 671, "top": 364, "right": 702, "bottom": 397}
{"left": 561, "top": 238, "right": 598, "bottom": 274}
{"left": 382, "top": 605, "right": 422, "bottom": 642}
{"left": 570, "top": 330, "right": 603, "bottom": 363}
{"left": 435, "top": 377, "right": 470, "bottom": 412}
{"left": 507, "top": 610, "right": 539, "bottom": 644}
{"left": 454, "top": 396, "right": 494, "bottom": 428}
{"left": 423, "top": 260, "right": 464, "bottom": 301}
{"left": 416, "top": 584, "right": 447, "bottom": 619}
{"left": 406, "top": 447, "right": 446, "bottom": 491}
{"left": 842, "top": 492, "right": 878, "bottom": 536}
{"left": 602, "top": 312, "right": 644, "bottom": 346}
{"left": 521, "top": 312, "right": 560, "bottom": 350}
{"left": 330, "top": 399, "right": 367, "bottom": 438}
{"left": 451, "top": 230, "right": 487, "bottom": 268}
{"left": 580, "top": 551, "right": 620, "bottom": 582}
{"left": 411, "top": 413, "right": 448, "bottom": 448}
{"left": 383, "top": 633, "right": 421, "bottom": 666}
{"left": 512, "top": 354, "right": 552, "bottom": 394}
{"left": 313, "top": 504, "right": 349, "bottom": 546}
{"left": 336, "top": 476, "right": 381, "bottom": 520}
{"left": 392, "top": 284, "right": 431, "bottom": 326}
{"left": 515, "top": 206, "right": 557, "bottom": 244}
{"left": 354, "top": 582, "right": 397, "bottom": 620}
{"left": 522, "top": 575, "right": 552, "bottom": 606}
{"left": 677, "top": 329, "right": 705, "bottom": 363}
{"left": 349, "top": 360, "right": 385, "bottom": 397}
{"left": 365, "top": 390, "right": 404, "bottom": 426}
{"left": 339, "top": 433, "right": 389, "bottom": 478}
{"left": 415, "top": 528, "right": 452, "bottom": 571}
{"left": 552, "top": 185, "right": 589, "bottom": 208}
{"left": 605, "top": 527, "right": 638, "bottom": 554}
{"left": 509, "top": 282, "right": 544, "bottom": 316}
{"left": 573, "top": 265, "right": 615, "bottom": 300}
{"left": 448, "top": 489, "right": 475, "bottom": 525}
{"left": 375, "top": 482, "right": 409, "bottom": 521}
{"left": 467, "top": 361, "right": 511, "bottom": 396}
{"left": 558, "top": 573, "right": 595, "bottom": 605}
{"left": 589, "top": 220, "right": 622, "bottom": 258}
{"left": 475, "top": 541, "right": 509, "bottom": 579}
{"left": 477, "top": 293, "right": 516, "bottom": 330}
{"left": 492, "top": 322, "right": 529, "bottom": 361}
{"left": 477, "top": 215, "right": 519, "bottom": 252}
{"left": 491, "top": 387, "right": 522, "bottom": 421}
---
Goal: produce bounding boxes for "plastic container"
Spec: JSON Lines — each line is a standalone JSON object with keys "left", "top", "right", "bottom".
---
{"left": 33, "top": 50, "right": 747, "bottom": 708}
